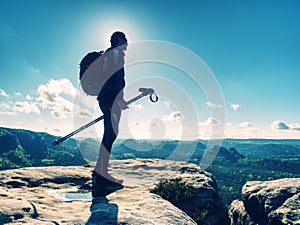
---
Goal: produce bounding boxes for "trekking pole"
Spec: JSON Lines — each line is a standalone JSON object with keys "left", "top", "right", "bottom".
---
{"left": 52, "top": 88, "right": 158, "bottom": 146}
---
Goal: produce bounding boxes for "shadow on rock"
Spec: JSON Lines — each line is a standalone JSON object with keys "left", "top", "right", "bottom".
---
{"left": 86, "top": 184, "right": 123, "bottom": 224}
{"left": 86, "top": 197, "right": 119, "bottom": 225}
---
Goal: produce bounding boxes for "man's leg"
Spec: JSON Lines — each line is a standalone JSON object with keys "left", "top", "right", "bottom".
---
{"left": 95, "top": 112, "right": 114, "bottom": 175}
{"left": 94, "top": 108, "right": 122, "bottom": 182}
{"left": 95, "top": 142, "right": 110, "bottom": 176}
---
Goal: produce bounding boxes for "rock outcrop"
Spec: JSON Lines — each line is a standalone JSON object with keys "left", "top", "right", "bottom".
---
{"left": 229, "top": 178, "right": 300, "bottom": 225}
{"left": 172, "top": 166, "right": 229, "bottom": 225}
{"left": 0, "top": 159, "right": 228, "bottom": 225}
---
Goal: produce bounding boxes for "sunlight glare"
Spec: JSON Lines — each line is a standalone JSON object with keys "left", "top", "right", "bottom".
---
{"left": 88, "top": 17, "right": 143, "bottom": 50}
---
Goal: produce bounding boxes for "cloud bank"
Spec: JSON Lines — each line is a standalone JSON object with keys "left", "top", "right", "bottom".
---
{"left": 36, "top": 78, "right": 76, "bottom": 119}
{"left": 162, "top": 111, "right": 184, "bottom": 122}
{"left": 13, "top": 101, "right": 40, "bottom": 114}
{"left": 239, "top": 122, "right": 252, "bottom": 127}
{"left": 271, "top": 120, "right": 300, "bottom": 131}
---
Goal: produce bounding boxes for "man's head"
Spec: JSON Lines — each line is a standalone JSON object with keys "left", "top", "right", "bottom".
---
{"left": 110, "top": 31, "right": 127, "bottom": 50}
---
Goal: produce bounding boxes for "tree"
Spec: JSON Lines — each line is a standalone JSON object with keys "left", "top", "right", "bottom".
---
{"left": 0, "top": 131, "right": 19, "bottom": 154}
{"left": 0, "top": 145, "right": 32, "bottom": 169}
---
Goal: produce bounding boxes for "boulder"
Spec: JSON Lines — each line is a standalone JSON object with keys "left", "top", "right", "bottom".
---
{"left": 172, "top": 166, "right": 229, "bottom": 225}
{"left": 229, "top": 178, "right": 300, "bottom": 225}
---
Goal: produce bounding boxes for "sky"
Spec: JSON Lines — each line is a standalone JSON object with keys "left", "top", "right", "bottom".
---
{"left": 0, "top": 0, "right": 299, "bottom": 140}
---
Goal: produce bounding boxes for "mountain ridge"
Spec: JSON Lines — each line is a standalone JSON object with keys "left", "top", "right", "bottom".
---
{"left": 1, "top": 127, "right": 299, "bottom": 207}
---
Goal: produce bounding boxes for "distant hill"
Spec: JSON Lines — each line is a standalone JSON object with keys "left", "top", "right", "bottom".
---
{"left": 1, "top": 127, "right": 299, "bottom": 207}
{"left": 246, "top": 143, "right": 300, "bottom": 158}
{"left": 78, "top": 138, "right": 100, "bottom": 162}
{"left": 0, "top": 127, "right": 86, "bottom": 170}
{"left": 221, "top": 139, "right": 300, "bottom": 158}
{"left": 1, "top": 127, "right": 300, "bottom": 170}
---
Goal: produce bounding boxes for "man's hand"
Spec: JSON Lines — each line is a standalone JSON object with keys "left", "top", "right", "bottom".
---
{"left": 117, "top": 99, "right": 128, "bottom": 110}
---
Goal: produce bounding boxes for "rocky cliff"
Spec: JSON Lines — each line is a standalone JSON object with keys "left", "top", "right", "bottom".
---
{"left": 229, "top": 178, "right": 300, "bottom": 225}
{"left": 0, "top": 159, "right": 228, "bottom": 225}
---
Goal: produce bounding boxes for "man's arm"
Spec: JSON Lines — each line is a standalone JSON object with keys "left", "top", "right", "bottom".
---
{"left": 112, "top": 49, "right": 127, "bottom": 110}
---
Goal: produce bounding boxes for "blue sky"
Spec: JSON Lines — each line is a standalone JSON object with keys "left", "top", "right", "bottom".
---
{"left": 0, "top": 0, "right": 299, "bottom": 139}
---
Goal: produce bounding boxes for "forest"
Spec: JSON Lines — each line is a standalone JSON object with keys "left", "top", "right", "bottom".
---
{"left": 1, "top": 127, "right": 299, "bottom": 205}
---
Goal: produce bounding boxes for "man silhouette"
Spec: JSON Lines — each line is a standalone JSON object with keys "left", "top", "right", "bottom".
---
{"left": 92, "top": 31, "right": 128, "bottom": 186}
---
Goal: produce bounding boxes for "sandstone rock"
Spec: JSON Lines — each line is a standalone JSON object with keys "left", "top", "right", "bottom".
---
{"left": 173, "top": 165, "right": 229, "bottom": 225}
{"left": 0, "top": 199, "right": 38, "bottom": 224}
{"left": 229, "top": 178, "right": 300, "bottom": 225}
{"left": 0, "top": 159, "right": 228, "bottom": 225}
{"left": 228, "top": 200, "right": 254, "bottom": 225}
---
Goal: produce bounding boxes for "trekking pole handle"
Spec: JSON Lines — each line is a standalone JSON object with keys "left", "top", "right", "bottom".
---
{"left": 138, "top": 88, "right": 158, "bottom": 103}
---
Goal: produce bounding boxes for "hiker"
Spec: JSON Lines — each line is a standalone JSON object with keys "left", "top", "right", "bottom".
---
{"left": 92, "top": 31, "right": 128, "bottom": 185}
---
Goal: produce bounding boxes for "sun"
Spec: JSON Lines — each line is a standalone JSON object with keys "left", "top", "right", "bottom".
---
{"left": 89, "top": 16, "right": 143, "bottom": 50}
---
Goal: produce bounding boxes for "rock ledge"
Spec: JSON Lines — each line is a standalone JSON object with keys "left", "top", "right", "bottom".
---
{"left": 0, "top": 159, "right": 228, "bottom": 225}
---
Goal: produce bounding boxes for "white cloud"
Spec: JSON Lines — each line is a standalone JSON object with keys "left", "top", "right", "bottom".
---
{"left": 223, "top": 126, "right": 264, "bottom": 138}
{"left": 130, "top": 120, "right": 152, "bottom": 139}
{"left": 230, "top": 103, "right": 241, "bottom": 111}
{"left": 37, "top": 78, "right": 76, "bottom": 98}
{"left": 36, "top": 78, "right": 76, "bottom": 118}
{"left": 51, "top": 110, "right": 66, "bottom": 118}
{"left": 206, "top": 101, "right": 222, "bottom": 108}
{"left": 0, "top": 111, "right": 17, "bottom": 115}
{"left": 131, "top": 103, "right": 144, "bottom": 110}
{"left": 0, "top": 103, "right": 11, "bottom": 109}
{"left": 289, "top": 123, "right": 300, "bottom": 131}
{"left": 13, "top": 101, "right": 40, "bottom": 114}
{"left": 14, "top": 92, "right": 22, "bottom": 97}
{"left": 23, "top": 60, "right": 41, "bottom": 74}
{"left": 239, "top": 122, "right": 252, "bottom": 127}
{"left": 0, "top": 89, "right": 9, "bottom": 97}
{"left": 45, "top": 126, "right": 74, "bottom": 136}
{"left": 26, "top": 95, "right": 32, "bottom": 101}
{"left": 162, "top": 111, "right": 184, "bottom": 122}
{"left": 206, "top": 117, "right": 221, "bottom": 125}
{"left": 58, "top": 78, "right": 77, "bottom": 97}
{"left": 271, "top": 120, "right": 290, "bottom": 130}
{"left": 200, "top": 117, "right": 222, "bottom": 126}
{"left": 164, "top": 100, "right": 171, "bottom": 107}
{"left": 29, "top": 66, "right": 40, "bottom": 74}
{"left": 79, "top": 111, "right": 91, "bottom": 117}
{"left": 77, "top": 109, "right": 93, "bottom": 118}
{"left": 271, "top": 120, "right": 300, "bottom": 131}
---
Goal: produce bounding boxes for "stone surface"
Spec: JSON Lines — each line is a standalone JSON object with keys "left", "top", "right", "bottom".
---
{"left": 229, "top": 178, "right": 300, "bottom": 225}
{"left": 173, "top": 166, "right": 229, "bottom": 225}
{"left": 0, "top": 159, "right": 228, "bottom": 225}
{"left": 228, "top": 200, "right": 254, "bottom": 225}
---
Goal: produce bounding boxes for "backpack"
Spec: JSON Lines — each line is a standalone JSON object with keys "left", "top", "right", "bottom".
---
{"left": 79, "top": 50, "right": 104, "bottom": 96}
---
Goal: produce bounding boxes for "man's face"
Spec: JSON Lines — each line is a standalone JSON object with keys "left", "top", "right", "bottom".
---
{"left": 117, "top": 37, "right": 128, "bottom": 51}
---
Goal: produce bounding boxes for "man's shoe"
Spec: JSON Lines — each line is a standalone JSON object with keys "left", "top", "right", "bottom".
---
{"left": 92, "top": 170, "right": 123, "bottom": 186}
{"left": 91, "top": 170, "right": 124, "bottom": 198}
